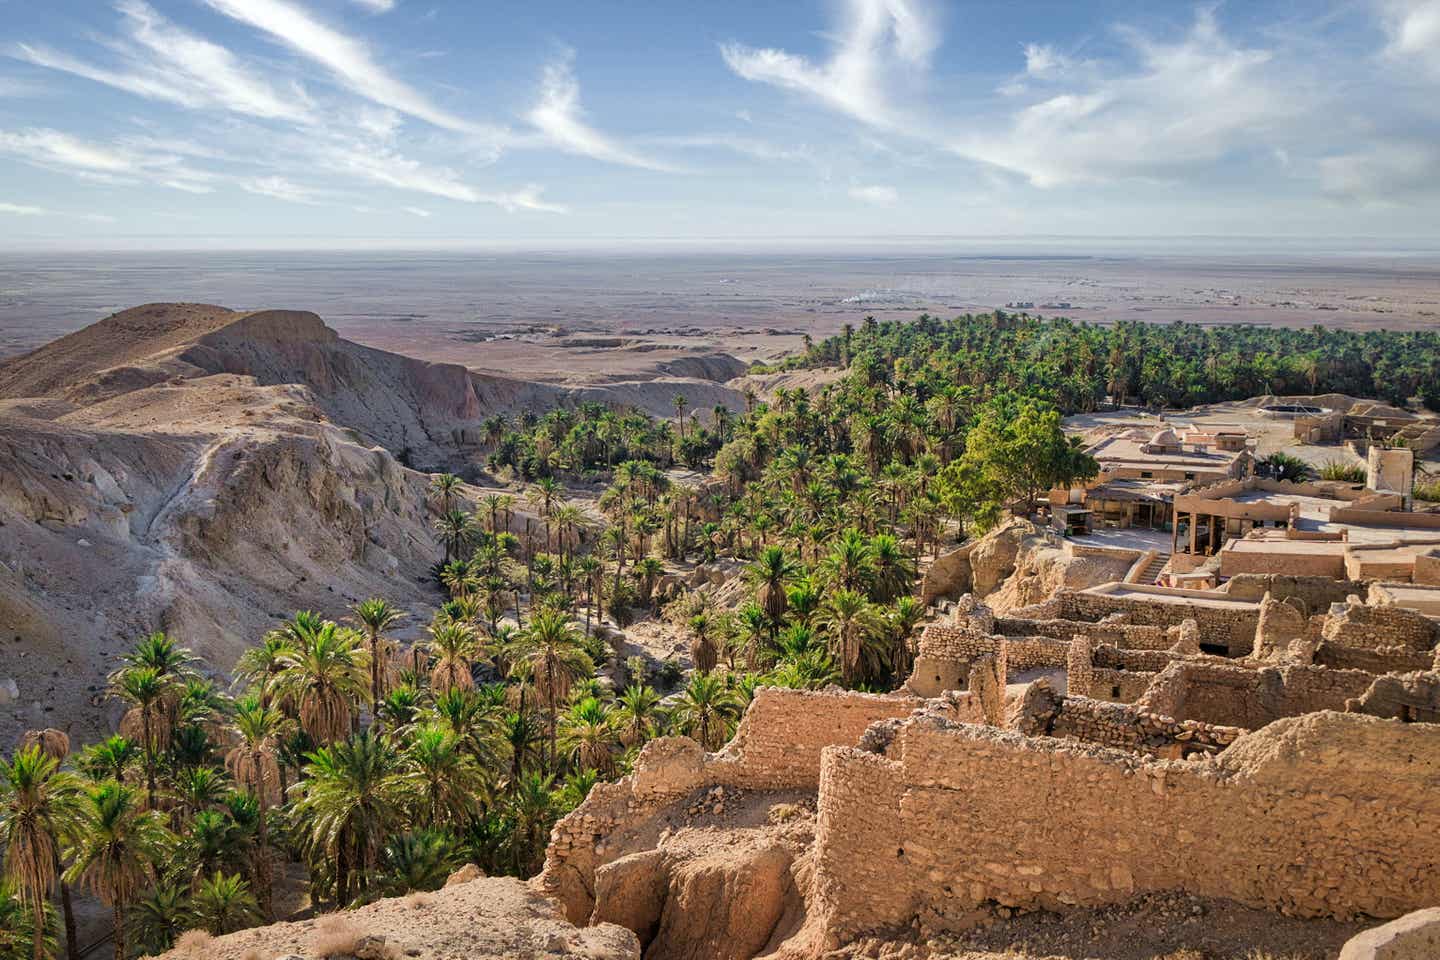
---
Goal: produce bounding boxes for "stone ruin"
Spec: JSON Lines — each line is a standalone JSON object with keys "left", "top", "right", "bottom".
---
{"left": 535, "top": 572, "right": 1440, "bottom": 958}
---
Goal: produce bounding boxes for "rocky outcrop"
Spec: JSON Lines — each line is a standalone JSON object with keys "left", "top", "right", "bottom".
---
{"left": 1341, "top": 908, "right": 1440, "bottom": 960}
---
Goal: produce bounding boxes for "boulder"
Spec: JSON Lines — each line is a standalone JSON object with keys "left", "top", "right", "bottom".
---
{"left": 648, "top": 842, "right": 797, "bottom": 960}
{"left": 590, "top": 849, "right": 669, "bottom": 949}
{"left": 1341, "top": 908, "right": 1440, "bottom": 960}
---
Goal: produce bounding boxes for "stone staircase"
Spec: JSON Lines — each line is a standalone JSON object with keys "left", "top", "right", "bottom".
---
{"left": 1136, "top": 551, "right": 1170, "bottom": 584}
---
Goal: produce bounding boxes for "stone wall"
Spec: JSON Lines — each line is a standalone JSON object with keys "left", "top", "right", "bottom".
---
{"left": 539, "top": 687, "right": 925, "bottom": 923}
{"left": 811, "top": 712, "right": 1440, "bottom": 944}
{"left": 995, "top": 615, "right": 1169, "bottom": 649}
{"left": 1323, "top": 597, "right": 1438, "bottom": 653}
{"left": 907, "top": 621, "right": 1006, "bottom": 697}
{"left": 1003, "top": 636, "right": 1070, "bottom": 675}
{"left": 1135, "top": 660, "right": 1376, "bottom": 729}
{"left": 1224, "top": 573, "right": 1370, "bottom": 615}
{"left": 1015, "top": 683, "right": 1242, "bottom": 756}
{"left": 1060, "top": 589, "right": 1261, "bottom": 656}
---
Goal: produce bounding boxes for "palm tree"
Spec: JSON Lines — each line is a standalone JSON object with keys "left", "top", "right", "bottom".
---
{"left": 557, "top": 698, "right": 617, "bottom": 776}
{"left": 670, "top": 673, "right": 741, "bottom": 752}
{"left": 818, "top": 588, "right": 880, "bottom": 686}
{"left": 234, "top": 631, "right": 294, "bottom": 708}
{"left": 746, "top": 546, "right": 798, "bottom": 633}
{"left": 76, "top": 736, "right": 138, "bottom": 786}
{"left": 402, "top": 725, "right": 488, "bottom": 829}
{"left": 513, "top": 609, "right": 594, "bottom": 768}
{"left": 632, "top": 556, "right": 664, "bottom": 605}
{"left": 226, "top": 695, "right": 285, "bottom": 919}
{"left": 504, "top": 772, "right": 556, "bottom": 877}
{"left": 291, "top": 733, "right": 407, "bottom": 907}
{"left": 272, "top": 620, "right": 369, "bottom": 745}
{"left": 351, "top": 598, "right": 405, "bottom": 728}
{"left": 499, "top": 709, "right": 544, "bottom": 793}
{"left": 427, "top": 620, "right": 479, "bottom": 693}
{"left": 434, "top": 510, "right": 474, "bottom": 564}
{"left": 613, "top": 684, "right": 663, "bottom": 748}
{"left": 868, "top": 533, "right": 916, "bottom": 602}
{"left": 730, "top": 603, "right": 771, "bottom": 671}
{"left": 64, "top": 781, "right": 173, "bottom": 960}
{"left": 127, "top": 882, "right": 192, "bottom": 957}
{"left": 171, "top": 766, "right": 227, "bottom": 818}
{"left": 820, "top": 528, "right": 874, "bottom": 593}
{"left": 687, "top": 612, "right": 718, "bottom": 674}
{"left": 1, "top": 748, "right": 81, "bottom": 960}
{"left": 109, "top": 667, "right": 167, "bottom": 809}
{"left": 376, "top": 830, "right": 459, "bottom": 897}
{"left": 428, "top": 473, "right": 463, "bottom": 517}
{"left": 190, "top": 872, "right": 261, "bottom": 935}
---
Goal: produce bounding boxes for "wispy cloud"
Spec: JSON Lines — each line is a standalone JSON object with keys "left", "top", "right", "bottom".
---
{"left": 1319, "top": 143, "right": 1440, "bottom": 204}
{"left": 849, "top": 183, "right": 897, "bottom": 205}
{"left": 402, "top": 205, "right": 430, "bottom": 217}
{"left": 203, "top": 0, "right": 494, "bottom": 135}
{"left": 0, "top": 202, "right": 46, "bottom": 215}
{"left": 239, "top": 175, "right": 321, "bottom": 203}
{"left": 959, "top": 12, "right": 1300, "bottom": 187}
{"left": 528, "top": 52, "right": 676, "bottom": 172}
{"left": 721, "top": 0, "right": 938, "bottom": 129}
{"left": 0, "top": 201, "right": 115, "bottom": 222}
{"left": 14, "top": 1, "right": 312, "bottom": 122}
{"left": 351, "top": 0, "right": 396, "bottom": 12}
{"left": 0, "top": 127, "right": 217, "bottom": 193}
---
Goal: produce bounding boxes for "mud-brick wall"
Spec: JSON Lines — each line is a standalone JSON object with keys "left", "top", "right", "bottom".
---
{"left": 1048, "top": 696, "right": 1242, "bottom": 754}
{"left": 1063, "top": 591, "right": 1260, "bottom": 656}
{"left": 1086, "top": 667, "right": 1154, "bottom": 702}
{"left": 812, "top": 715, "right": 1440, "bottom": 942}
{"left": 1224, "top": 574, "right": 1370, "bottom": 614}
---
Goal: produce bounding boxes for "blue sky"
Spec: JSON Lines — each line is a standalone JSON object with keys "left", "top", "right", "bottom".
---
{"left": 0, "top": 0, "right": 1437, "bottom": 247}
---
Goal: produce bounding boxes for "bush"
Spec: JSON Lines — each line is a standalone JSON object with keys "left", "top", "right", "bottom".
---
{"left": 1318, "top": 458, "right": 1365, "bottom": 483}
{"left": 656, "top": 658, "right": 683, "bottom": 691}
{"left": 1414, "top": 480, "right": 1440, "bottom": 502}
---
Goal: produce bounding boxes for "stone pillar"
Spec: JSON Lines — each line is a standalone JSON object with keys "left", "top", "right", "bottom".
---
{"left": 1066, "top": 634, "right": 1094, "bottom": 698}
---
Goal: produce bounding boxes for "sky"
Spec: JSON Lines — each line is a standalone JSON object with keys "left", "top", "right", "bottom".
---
{"left": 0, "top": 0, "right": 1437, "bottom": 248}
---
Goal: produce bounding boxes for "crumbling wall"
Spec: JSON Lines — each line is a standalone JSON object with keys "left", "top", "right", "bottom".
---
{"left": 995, "top": 616, "right": 1169, "bottom": 650}
{"left": 1016, "top": 684, "right": 1242, "bottom": 756}
{"left": 1135, "top": 660, "right": 1376, "bottom": 728}
{"left": 1002, "top": 637, "right": 1069, "bottom": 675}
{"left": 1224, "top": 573, "right": 1370, "bottom": 615}
{"left": 1060, "top": 589, "right": 1261, "bottom": 656}
{"left": 1323, "top": 597, "right": 1438, "bottom": 653}
{"left": 1347, "top": 672, "right": 1440, "bottom": 723}
{"left": 538, "top": 687, "right": 925, "bottom": 924}
{"left": 811, "top": 712, "right": 1440, "bottom": 944}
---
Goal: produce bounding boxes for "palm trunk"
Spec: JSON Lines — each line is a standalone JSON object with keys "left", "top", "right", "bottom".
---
{"left": 336, "top": 839, "right": 350, "bottom": 908}
{"left": 52, "top": 848, "right": 78, "bottom": 960}
{"left": 142, "top": 711, "right": 157, "bottom": 810}
{"left": 111, "top": 902, "right": 125, "bottom": 960}
{"left": 32, "top": 899, "right": 44, "bottom": 960}
{"left": 253, "top": 762, "right": 273, "bottom": 920}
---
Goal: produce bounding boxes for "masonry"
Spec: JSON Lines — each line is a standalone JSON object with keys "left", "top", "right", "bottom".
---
{"left": 538, "top": 686, "right": 929, "bottom": 924}
{"left": 810, "top": 711, "right": 1440, "bottom": 946}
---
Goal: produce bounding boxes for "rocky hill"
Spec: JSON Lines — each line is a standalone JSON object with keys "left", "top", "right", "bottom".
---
{"left": 0, "top": 303, "right": 742, "bottom": 742}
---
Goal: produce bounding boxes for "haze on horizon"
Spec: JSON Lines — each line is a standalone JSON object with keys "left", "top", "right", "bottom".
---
{"left": 0, "top": 0, "right": 1437, "bottom": 250}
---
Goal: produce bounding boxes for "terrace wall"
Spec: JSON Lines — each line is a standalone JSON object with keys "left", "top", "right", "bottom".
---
{"left": 1059, "top": 588, "right": 1261, "bottom": 656}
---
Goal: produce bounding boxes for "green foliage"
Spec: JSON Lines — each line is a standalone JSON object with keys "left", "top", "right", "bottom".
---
{"left": 1318, "top": 458, "right": 1366, "bottom": 483}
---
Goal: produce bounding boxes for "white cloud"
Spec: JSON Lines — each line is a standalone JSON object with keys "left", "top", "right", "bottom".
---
{"left": 240, "top": 175, "right": 321, "bottom": 203}
{"left": 849, "top": 183, "right": 897, "bottom": 205}
{"left": 351, "top": 0, "right": 396, "bottom": 12}
{"left": 1319, "top": 143, "right": 1440, "bottom": 203}
{"left": 660, "top": 134, "right": 813, "bottom": 164}
{"left": 528, "top": 53, "right": 675, "bottom": 171}
{"left": 0, "top": 202, "right": 46, "bottom": 215}
{"left": 958, "top": 11, "right": 1299, "bottom": 187}
{"left": 0, "top": 201, "right": 115, "bottom": 222}
{"left": 14, "top": 1, "right": 312, "bottom": 123}
{"left": 402, "top": 205, "right": 430, "bottom": 217}
{"left": 1379, "top": 0, "right": 1440, "bottom": 71}
{"left": 203, "top": 0, "right": 492, "bottom": 135}
{"left": 721, "top": 0, "right": 938, "bottom": 129}
{"left": 0, "top": 127, "right": 217, "bottom": 192}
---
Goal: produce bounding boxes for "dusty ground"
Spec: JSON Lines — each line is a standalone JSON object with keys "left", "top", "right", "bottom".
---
{"left": 152, "top": 875, "right": 640, "bottom": 960}
{"left": 836, "top": 891, "right": 1365, "bottom": 960}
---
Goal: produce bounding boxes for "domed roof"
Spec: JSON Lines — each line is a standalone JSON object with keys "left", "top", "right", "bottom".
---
{"left": 1149, "top": 427, "right": 1180, "bottom": 447}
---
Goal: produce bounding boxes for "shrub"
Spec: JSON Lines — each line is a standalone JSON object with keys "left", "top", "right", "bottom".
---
{"left": 312, "top": 915, "right": 362, "bottom": 958}
{"left": 1317, "top": 458, "right": 1365, "bottom": 483}
{"left": 1414, "top": 479, "right": 1440, "bottom": 502}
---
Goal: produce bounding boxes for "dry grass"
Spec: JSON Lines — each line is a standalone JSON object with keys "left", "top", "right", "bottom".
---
{"left": 239, "top": 950, "right": 265, "bottom": 960}
{"left": 312, "top": 914, "right": 362, "bottom": 958}
{"left": 404, "top": 891, "right": 435, "bottom": 910}
{"left": 170, "top": 930, "right": 212, "bottom": 958}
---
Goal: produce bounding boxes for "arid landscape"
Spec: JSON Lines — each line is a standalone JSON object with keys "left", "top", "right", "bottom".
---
{"left": 5, "top": 0, "right": 1440, "bottom": 956}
